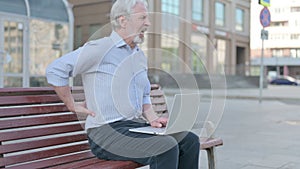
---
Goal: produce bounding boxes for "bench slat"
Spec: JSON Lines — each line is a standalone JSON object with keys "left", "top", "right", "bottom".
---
{"left": 152, "top": 104, "right": 168, "bottom": 113}
{"left": 0, "top": 93, "right": 84, "bottom": 106}
{"left": 0, "top": 123, "right": 84, "bottom": 142}
{"left": 0, "top": 95, "right": 61, "bottom": 106}
{"left": 150, "top": 90, "right": 164, "bottom": 97}
{"left": 0, "top": 87, "right": 83, "bottom": 96}
{"left": 0, "top": 143, "right": 90, "bottom": 166}
{"left": 0, "top": 114, "right": 81, "bottom": 130}
{"left": 150, "top": 84, "right": 160, "bottom": 90}
{"left": 5, "top": 151, "right": 94, "bottom": 169}
{"left": 0, "top": 104, "right": 68, "bottom": 118}
{"left": 0, "top": 133, "right": 87, "bottom": 154}
{"left": 150, "top": 97, "right": 166, "bottom": 104}
{"left": 79, "top": 160, "right": 143, "bottom": 169}
{"left": 0, "top": 87, "right": 56, "bottom": 95}
{"left": 47, "top": 157, "right": 106, "bottom": 169}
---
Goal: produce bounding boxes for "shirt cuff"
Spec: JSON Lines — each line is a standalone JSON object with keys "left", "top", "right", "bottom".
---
{"left": 46, "top": 73, "right": 69, "bottom": 86}
{"left": 143, "top": 96, "right": 152, "bottom": 105}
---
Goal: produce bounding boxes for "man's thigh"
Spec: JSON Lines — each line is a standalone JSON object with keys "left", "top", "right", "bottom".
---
{"left": 88, "top": 120, "right": 178, "bottom": 159}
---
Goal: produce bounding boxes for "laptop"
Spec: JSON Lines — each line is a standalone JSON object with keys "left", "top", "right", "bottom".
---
{"left": 129, "top": 93, "right": 201, "bottom": 135}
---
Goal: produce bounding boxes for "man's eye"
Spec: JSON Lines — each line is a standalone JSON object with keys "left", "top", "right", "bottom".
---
{"left": 140, "top": 16, "right": 147, "bottom": 20}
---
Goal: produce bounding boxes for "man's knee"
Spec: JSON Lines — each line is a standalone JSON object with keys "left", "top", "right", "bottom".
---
{"left": 186, "top": 132, "right": 200, "bottom": 143}
{"left": 186, "top": 132, "right": 200, "bottom": 148}
{"left": 173, "top": 131, "right": 199, "bottom": 143}
{"left": 175, "top": 131, "right": 200, "bottom": 150}
{"left": 151, "top": 135, "right": 179, "bottom": 156}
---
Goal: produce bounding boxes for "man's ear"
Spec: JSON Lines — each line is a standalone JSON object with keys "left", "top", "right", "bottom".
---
{"left": 118, "top": 15, "right": 128, "bottom": 29}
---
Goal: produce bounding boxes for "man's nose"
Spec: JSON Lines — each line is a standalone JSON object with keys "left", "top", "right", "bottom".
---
{"left": 145, "top": 18, "right": 151, "bottom": 26}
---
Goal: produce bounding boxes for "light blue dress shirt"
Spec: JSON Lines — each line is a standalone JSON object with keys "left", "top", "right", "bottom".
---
{"left": 46, "top": 31, "right": 151, "bottom": 130}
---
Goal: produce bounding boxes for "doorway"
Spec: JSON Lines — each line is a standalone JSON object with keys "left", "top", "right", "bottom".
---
{"left": 236, "top": 46, "right": 246, "bottom": 75}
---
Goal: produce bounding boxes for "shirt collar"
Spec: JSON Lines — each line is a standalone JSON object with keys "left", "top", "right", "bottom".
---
{"left": 110, "top": 31, "right": 127, "bottom": 48}
{"left": 110, "top": 31, "right": 140, "bottom": 52}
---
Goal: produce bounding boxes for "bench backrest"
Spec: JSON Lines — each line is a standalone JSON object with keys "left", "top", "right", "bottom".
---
{"left": 0, "top": 84, "right": 167, "bottom": 168}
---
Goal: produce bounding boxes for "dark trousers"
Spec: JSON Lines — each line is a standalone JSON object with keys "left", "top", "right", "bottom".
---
{"left": 87, "top": 120, "right": 200, "bottom": 169}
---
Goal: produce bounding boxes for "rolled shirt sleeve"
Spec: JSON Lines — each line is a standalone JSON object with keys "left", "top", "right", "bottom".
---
{"left": 46, "top": 47, "right": 82, "bottom": 86}
{"left": 143, "top": 80, "right": 152, "bottom": 105}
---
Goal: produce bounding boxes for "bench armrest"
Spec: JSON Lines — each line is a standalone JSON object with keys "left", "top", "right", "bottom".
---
{"left": 192, "top": 121, "right": 215, "bottom": 138}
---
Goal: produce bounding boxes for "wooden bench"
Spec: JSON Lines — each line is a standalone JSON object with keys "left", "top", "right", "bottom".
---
{"left": 0, "top": 84, "right": 223, "bottom": 169}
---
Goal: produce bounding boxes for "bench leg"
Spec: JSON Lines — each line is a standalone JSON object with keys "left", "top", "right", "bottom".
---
{"left": 206, "top": 147, "right": 216, "bottom": 169}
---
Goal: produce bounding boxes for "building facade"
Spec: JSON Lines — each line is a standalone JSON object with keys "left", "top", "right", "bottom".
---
{"left": 148, "top": 0, "right": 250, "bottom": 76}
{"left": 68, "top": 0, "right": 113, "bottom": 49}
{"left": 0, "top": 0, "right": 73, "bottom": 88}
{"left": 251, "top": 0, "right": 300, "bottom": 79}
{"left": 69, "top": 0, "right": 251, "bottom": 76}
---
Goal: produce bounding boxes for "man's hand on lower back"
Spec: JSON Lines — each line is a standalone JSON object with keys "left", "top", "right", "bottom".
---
{"left": 73, "top": 101, "right": 96, "bottom": 117}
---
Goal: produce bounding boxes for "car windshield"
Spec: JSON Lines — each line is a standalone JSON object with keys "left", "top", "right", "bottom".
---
{"left": 285, "top": 76, "right": 296, "bottom": 82}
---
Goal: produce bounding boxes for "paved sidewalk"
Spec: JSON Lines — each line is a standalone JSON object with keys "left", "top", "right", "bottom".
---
{"left": 139, "top": 85, "right": 300, "bottom": 169}
{"left": 164, "top": 85, "right": 300, "bottom": 101}
{"left": 215, "top": 85, "right": 300, "bottom": 101}
{"left": 212, "top": 98, "right": 300, "bottom": 169}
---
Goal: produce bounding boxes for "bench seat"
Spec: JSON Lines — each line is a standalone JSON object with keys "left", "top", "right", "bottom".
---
{"left": 0, "top": 85, "right": 222, "bottom": 169}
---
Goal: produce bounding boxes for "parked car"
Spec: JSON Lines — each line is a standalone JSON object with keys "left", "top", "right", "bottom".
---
{"left": 270, "top": 76, "right": 299, "bottom": 86}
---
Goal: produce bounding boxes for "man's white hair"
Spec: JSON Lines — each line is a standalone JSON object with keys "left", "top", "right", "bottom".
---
{"left": 110, "top": 0, "right": 148, "bottom": 30}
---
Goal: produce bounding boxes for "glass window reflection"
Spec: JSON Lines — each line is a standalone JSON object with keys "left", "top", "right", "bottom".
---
{"left": 191, "top": 33, "right": 207, "bottom": 73}
{"left": 4, "top": 21, "right": 24, "bottom": 74}
{"left": 30, "top": 19, "right": 69, "bottom": 86}
{"left": 236, "top": 8, "right": 244, "bottom": 31}
{"left": 192, "top": 0, "right": 203, "bottom": 22}
{"left": 215, "top": 2, "right": 225, "bottom": 27}
{"left": 161, "top": 0, "right": 180, "bottom": 73}
{"left": 162, "top": 0, "right": 179, "bottom": 15}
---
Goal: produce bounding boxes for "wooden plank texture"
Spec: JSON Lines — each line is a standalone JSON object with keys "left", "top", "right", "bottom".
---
{"left": 0, "top": 143, "right": 90, "bottom": 166}
{"left": 5, "top": 151, "right": 95, "bottom": 169}
{"left": 0, "top": 123, "right": 85, "bottom": 142}
{"left": 0, "top": 104, "right": 68, "bottom": 118}
{"left": 0, "top": 134, "right": 87, "bottom": 154}
{"left": 0, "top": 114, "right": 81, "bottom": 130}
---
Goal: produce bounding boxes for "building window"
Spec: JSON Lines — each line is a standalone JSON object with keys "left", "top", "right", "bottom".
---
{"left": 272, "top": 49, "right": 283, "bottom": 57}
{"left": 235, "top": 8, "right": 244, "bottom": 31}
{"left": 4, "top": 21, "right": 23, "bottom": 79}
{"left": 192, "top": 0, "right": 203, "bottom": 22}
{"left": 291, "top": 49, "right": 300, "bottom": 58}
{"left": 161, "top": 0, "right": 180, "bottom": 73}
{"left": 29, "top": 19, "right": 69, "bottom": 87}
{"left": 291, "top": 6, "right": 300, "bottom": 12}
{"left": 295, "top": 20, "right": 300, "bottom": 27}
{"left": 75, "top": 26, "right": 82, "bottom": 48}
{"left": 270, "top": 33, "right": 289, "bottom": 40}
{"left": 291, "top": 49, "right": 296, "bottom": 58}
{"left": 215, "top": 2, "right": 225, "bottom": 27}
{"left": 161, "top": 0, "right": 180, "bottom": 36}
{"left": 191, "top": 33, "right": 207, "bottom": 73}
{"left": 291, "top": 33, "right": 300, "bottom": 40}
{"left": 161, "top": 0, "right": 179, "bottom": 15}
{"left": 274, "top": 8, "right": 285, "bottom": 13}
{"left": 89, "top": 24, "right": 102, "bottom": 37}
{"left": 270, "top": 21, "right": 288, "bottom": 27}
{"left": 216, "top": 39, "right": 226, "bottom": 69}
